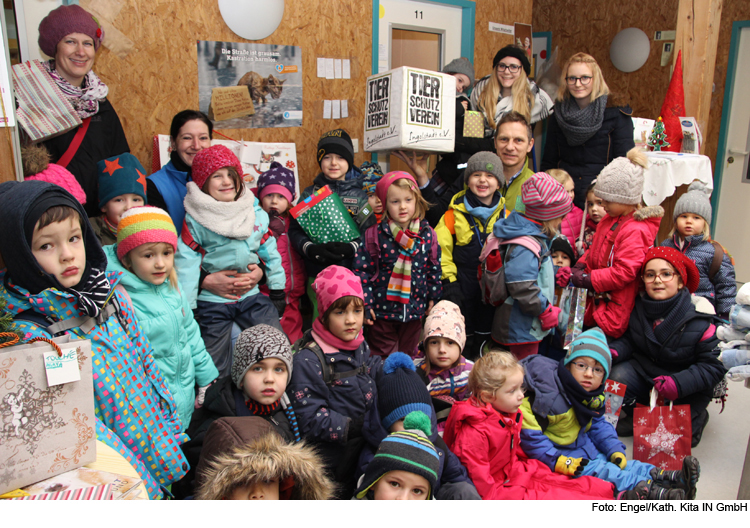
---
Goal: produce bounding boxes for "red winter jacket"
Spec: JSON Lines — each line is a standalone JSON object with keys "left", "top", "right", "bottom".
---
{"left": 261, "top": 214, "right": 307, "bottom": 301}
{"left": 443, "top": 397, "right": 615, "bottom": 500}
{"left": 578, "top": 205, "right": 663, "bottom": 339}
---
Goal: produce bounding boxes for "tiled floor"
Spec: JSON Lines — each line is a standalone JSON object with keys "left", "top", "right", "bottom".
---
{"left": 620, "top": 380, "right": 750, "bottom": 500}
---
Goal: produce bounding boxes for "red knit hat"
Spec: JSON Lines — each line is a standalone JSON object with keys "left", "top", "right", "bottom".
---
{"left": 38, "top": 5, "right": 103, "bottom": 58}
{"left": 521, "top": 172, "right": 573, "bottom": 221}
{"left": 640, "top": 246, "right": 700, "bottom": 293}
{"left": 191, "top": 145, "right": 244, "bottom": 191}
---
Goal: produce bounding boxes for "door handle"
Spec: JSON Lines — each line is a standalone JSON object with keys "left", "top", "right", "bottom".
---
{"left": 728, "top": 148, "right": 749, "bottom": 156}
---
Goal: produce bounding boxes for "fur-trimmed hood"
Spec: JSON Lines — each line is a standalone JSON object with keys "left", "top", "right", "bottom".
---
{"left": 195, "top": 417, "right": 334, "bottom": 500}
{"left": 633, "top": 205, "right": 664, "bottom": 221}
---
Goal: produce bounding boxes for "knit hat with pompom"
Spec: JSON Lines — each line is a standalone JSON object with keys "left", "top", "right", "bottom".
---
{"left": 594, "top": 148, "right": 648, "bottom": 205}
{"left": 22, "top": 144, "right": 87, "bottom": 205}
{"left": 673, "top": 181, "right": 712, "bottom": 224}
{"left": 378, "top": 352, "right": 433, "bottom": 430}
{"left": 191, "top": 144, "right": 244, "bottom": 191}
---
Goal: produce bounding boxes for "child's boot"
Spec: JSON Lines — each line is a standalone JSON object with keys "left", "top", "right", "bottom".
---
{"left": 649, "top": 456, "right": 700, "bottom": 499}
{"left": 616, "top": 480, "right": 650, "bottom": 500}
{"left": 648, "top": 482, "right": 686, "bottom": 500}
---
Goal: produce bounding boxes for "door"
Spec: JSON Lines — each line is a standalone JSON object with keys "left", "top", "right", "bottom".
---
{"left": 714, "top": 22, "right": 750, "bottom": 282}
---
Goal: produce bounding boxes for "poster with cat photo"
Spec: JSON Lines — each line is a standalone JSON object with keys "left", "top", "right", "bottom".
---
{"left": 197, "top": 41, "right": 303, "bottom": 129}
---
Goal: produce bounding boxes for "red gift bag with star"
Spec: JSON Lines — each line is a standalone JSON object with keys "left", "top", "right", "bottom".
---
{"left": 632, "top": 395, "right": 692, "bottom": 471}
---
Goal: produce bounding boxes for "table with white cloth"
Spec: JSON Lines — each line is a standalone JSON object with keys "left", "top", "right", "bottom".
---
{"left": 642, "top": 151, "right": 714, "bottom": 206}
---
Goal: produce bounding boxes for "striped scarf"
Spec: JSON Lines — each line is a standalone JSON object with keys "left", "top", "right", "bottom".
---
{"left": 386, "top": 218, "right": 422, "bottom": 304}
{"left": 68, "top": 267, "right": 111, "bottom": 318}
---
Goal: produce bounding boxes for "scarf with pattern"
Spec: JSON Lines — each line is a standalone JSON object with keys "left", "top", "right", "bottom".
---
{"left": 68, "top": 267, "right": 111, "bottom": 318}
{"left": 43, "top": 60, "right": 109, "bottom": 119}
{"left": 386, "top": 218, "right": 422, "bottom": 303}
{"left": 244, "top": 397, "right": 280, "bottom": 417}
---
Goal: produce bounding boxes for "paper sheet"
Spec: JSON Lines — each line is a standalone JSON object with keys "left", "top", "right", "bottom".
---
{"left": 317, "top": 58, "right": 326, "bottom": 78}
{"left": 332, "top": 100, "right": 341, "bottom": 119}
{"left": 323, "top": 100, "right": 332, "bottom": 119}
{"left": 343, "top": 59, "right": 351, "bottom": 79}
{"left": 325, "top": 59, "right": 334, "bottom": 80}
{"left": 341, "top": 99, "right": 349, "bottom": 118}
{"left": 334, "top": 59, "right": 342, "bottom": 79}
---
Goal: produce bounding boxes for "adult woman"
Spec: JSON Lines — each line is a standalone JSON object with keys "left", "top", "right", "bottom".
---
{"left": 37, "top": 5, "right": 129, "bottom": 218}
{"left": 541, "top": 53, "right": 635, "bottom": 209}
{"left": 150, "top": 110, "right": 262, "bottom": 301}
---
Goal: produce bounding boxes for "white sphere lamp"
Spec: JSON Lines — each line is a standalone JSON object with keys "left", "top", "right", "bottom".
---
{"left": 218, "top": 0, "right": 285, "bottom": 41}
{"left": 610, "top": 28, "right": 650, "bottom": 73}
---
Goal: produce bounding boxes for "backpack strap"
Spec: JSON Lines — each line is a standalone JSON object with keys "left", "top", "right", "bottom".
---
{"left": 709, "top": 241, "right": 724, "bottom": 282}
{"left": 444, "top": 209, "right": 456, "bottom": 235}
{"left": 56, "top": 117, "right": 91, "bottom": 168}
{"left": 426, "top": 226, "right": 439, "bottom": 266}
{"left": 498, "top": 236, "right": 544, "bottom": 269}
{"left": 181, "top": 220, "right": 206, "bottom": 258}
{"left": 15, "top": 298, "right": 119, "bottom": 336}
{"left": 292, "top": 329, "right": 367, "bottom": 386}
{"left": 364, "top": 224, "right": 381, "bottom": 282}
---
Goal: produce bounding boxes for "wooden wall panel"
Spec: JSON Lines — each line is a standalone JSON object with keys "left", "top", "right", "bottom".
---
{"left": 473, "top": 0, "right": 533, "bottom": 82}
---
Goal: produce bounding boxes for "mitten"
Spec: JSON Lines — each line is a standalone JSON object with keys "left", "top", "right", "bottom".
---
{"left": 326, "top": 241, "right": 356, "bottom": 259}
{"left": 347, "top": 415, "right": 365, "bottom": 440}
{"left": 556, "top": 266, "right": 572, "bottom": 287}
{"left": 539, "top": 304, "right": 562, "bottom": 331}
{"left": 571, "top": 266, "right": 593, "bottom": 290}
{"left": 555, "top": 455, "right": 589, "bottom": 477}
{"left": 609, "top": 348, "right": 619, "bottom": 359}
{"left": 441, "top": 280, "right": 464, "bottom": 311}
{"left": 195, "top": 385, "right": 210, "bottom": 409}
{"left": 610, "top": 452, "right": 627, "bottom": 470}
{"left": 269, "top": 289, "right": 286, "bottom": 317}
{"left": 653, "top": 375, "right": 679, "bottom": 401}
{"left": 306, "top": 243, "right": 343, "bottom": 265}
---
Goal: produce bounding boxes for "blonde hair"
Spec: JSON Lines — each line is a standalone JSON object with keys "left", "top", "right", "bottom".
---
{"left": 547, "top": 169, "right": 573, "bottom": 187}
{"left": 540, "top": 216, "right": 565, "bottom": 237}
{"left": 382, "top": 178, "right": 430, "bottom": 223}
{"left": 557, "top": 53, "right": 609, "bottom": 104}
{"left": 669, "top": 218, "right": 711, "bottom": 243}
{"left": 121, "top": 250, "right": 179, "bottom": 289}
{"left": 469, "top": 351, "right": 523, "bottom": 404}
{"left": 479, "top": 68, "right": 534, "bottom": 129}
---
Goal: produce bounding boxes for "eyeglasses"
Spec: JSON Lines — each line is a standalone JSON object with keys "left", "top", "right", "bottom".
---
{"left": 566, "top": 75, "right": 592, "bottom": 86}
{"left": 497, "top": 63, "right": 522, "bottom": 73}
{"left": 569, "top": 361, "right": 605, "bottom": 378}
{"left": 642, "top": 271, "right": 677, "bottom": 284}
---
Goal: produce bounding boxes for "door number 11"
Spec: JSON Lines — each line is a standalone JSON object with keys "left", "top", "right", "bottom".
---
{"left": 415, "top": 10, "right": 423, "bottom": 19}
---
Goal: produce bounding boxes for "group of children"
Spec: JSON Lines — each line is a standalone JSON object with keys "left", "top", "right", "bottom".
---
{"left": 0, "top": 113, "right": 734, "bottom": 500}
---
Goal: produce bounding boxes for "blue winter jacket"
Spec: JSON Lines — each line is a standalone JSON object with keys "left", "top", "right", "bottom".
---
{"left": 519, "top": 355, "right": 625, "bottom": 471}
{"left": 148, "top": 160, "right": 189, "bottom": 234}
{"left": 491, "top": 212, "right": 555, "bottom": 345}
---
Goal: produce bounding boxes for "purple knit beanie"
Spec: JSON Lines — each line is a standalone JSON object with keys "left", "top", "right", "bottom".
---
{"left": 38, "top": 5, "right": 103, "bottom": 58}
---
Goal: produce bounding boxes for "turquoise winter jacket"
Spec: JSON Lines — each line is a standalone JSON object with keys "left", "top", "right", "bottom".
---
{"left": 104, "top": 245, "right": 219, "bottom": 427}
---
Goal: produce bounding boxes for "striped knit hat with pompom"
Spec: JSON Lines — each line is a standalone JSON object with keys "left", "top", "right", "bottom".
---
{"left": 116, "top": 206, "right": 178, "bottom": 259}
{"left": 521, "top": 172, "right": 573, "bottom": 221}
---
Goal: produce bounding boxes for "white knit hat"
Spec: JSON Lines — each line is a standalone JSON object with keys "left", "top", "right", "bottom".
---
{"left": 594, "top": 148, "right": 648, "bottom": 205}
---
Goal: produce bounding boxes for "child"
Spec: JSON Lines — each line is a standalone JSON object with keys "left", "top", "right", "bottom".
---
{"left": 661, "top": 181, "right": 736, "bottom": 319}
{"left": 353, "top": 171, "right": 442, "bottom": 357}
{"left": 443, "top": 351, "right": 618, "bottom": 500}
{"left": 359, "top": 352, "right": 480, "bottom": 500}
{"left": 520, "top": 328, "right": 699, "bottom": 499}
{"left": 360, "top": 161, "right": 384, "bottom": 224}
{"left": 175, "top": 144, "right": 285, "bottom": 377}
{"left": 0, "top": 180, "right": 188, "bottom": 499}
{"left": 577, "top": 181, "right": 605, "bottom": 256}
{"left": 288, "top": 129, "right": 374, "bottom": 319}
{"left": 104, "top": 206, "right": 218, "bottom": 429}
{"left": 551, "top": 233, "right": 577, "bottom": 270}
{"left": 609, "top": 247, "right": 727, "bottom": 449}
{"left": 92, "top": 153, "right": 148, "bottom": 246}
{"left": 549, "top": 169, "right": 583, "bottom": 243}
{"left": 354, "top": 411, "right": 440, "bottom": 500}
{"left": 195, "top": 417, "right": 332, "bottom": 500}
{"left": 571, "top": 148, "right": 663, "bottom": 339}
{"left": 287, "top": 265, "right": 382, "bottom": 497}
{"left": 437, "top": 151, "right": 507, "bottom": 360}
{"left": 255, "top": 161, "right": 307, "bottom": 342}
{"left": 491, "top": 172, "right": 573, "bottom": 359}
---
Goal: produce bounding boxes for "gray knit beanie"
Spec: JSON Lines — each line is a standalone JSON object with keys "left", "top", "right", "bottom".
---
{"left": 594, "top": 148, "right": 648, "bottom": 205}
{"left": 673, "top": 181, "right": 712, "bottom": 223}
{"left": 464, "top": 151, "right": 505, "bottom": 187}
{"left": 443, "top": 58, "right": 475, "bottom": 89}
{"left": 231, "top": 324, "right": 293, "bottom": 390}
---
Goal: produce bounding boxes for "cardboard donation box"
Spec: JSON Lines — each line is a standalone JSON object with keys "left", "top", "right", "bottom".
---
{"left": 0, "top": 336, "right": 96, "bottom": 495}
{"left": 364, "top": 66, "right": 455, "bottom": 153}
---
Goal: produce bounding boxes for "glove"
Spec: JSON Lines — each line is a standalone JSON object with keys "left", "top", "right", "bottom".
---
{"left": 441, "top": 281, "right": 465, "bottom": 311}
{"left": 539, "top": 304, "right": 562, "bottom": 331}
{"left": 610, "top": 452, "right": 627, "bottom": 470}
{"left": 653, "top": 375, "right": 679, "bottom": 401}
{"left": 269, "top": 289, "right": 286, "bottom": 318}
{"left": 306, "top": 243, "right": 343, "bottom": 266}
{"left": 609, "top": 348, "right": 619, "bottom": 359}
{"left": 326, "top": 241, "right": 356, "bottom": 259}
{"left": 347, "top": 415, "right": 365, "bottom": 440}
{"left": 571, "top": 266, "right": 594, "bottom": 290}
{"left": 195, "top": 384, "right": 211, "bottom": 409}
{"left": 555, "top": 455, "right": 589, "bottom": 477}
{"left": 556, "top": 266, "right": 572, "bottom": 288}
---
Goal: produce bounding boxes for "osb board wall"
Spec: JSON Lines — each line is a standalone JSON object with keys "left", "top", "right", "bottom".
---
{"left": 473, "top": 0, "right": 533, "bottom": 82}
{"left": 533, "top": 0, "right": 678, "bottom": 120}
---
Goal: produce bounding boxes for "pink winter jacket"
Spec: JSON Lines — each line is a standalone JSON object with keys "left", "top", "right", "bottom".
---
{"left": 559, "top": 205, "right": 584, "bottom": 243}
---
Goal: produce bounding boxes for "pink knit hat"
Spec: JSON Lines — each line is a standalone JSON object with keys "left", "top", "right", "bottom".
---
{"left": 422, "top": 300, "right": 466, "bottom": 351}
{"left": 25, "top": 163, "right": 87, "bottom": 205}
{"left": 191, "top": 145, "right": 244, "bottom": 191}
{"left": 38, "top": 5, "right": 103, "bottom": 58}
{"left": 312, "top": 265, "right": 364, "bottom": 316}
{"left": 116, "top": 206, "right": 178, "bottom": 260}
{"left": 521, "top": 172, "right": 573, "bottom": 221}
{"left": 375, "top": 171, "right": 418, "bottom": 206}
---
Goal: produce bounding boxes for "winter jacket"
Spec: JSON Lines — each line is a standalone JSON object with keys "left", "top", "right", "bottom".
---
{"left": 504, "top": 158, "right": 535, "bottom": 213}
{"left": 577, "top": 206, "right": 663, "bottom": 339}
{"left": 41, "top": 98, "right": 130, "bottom": 218}
{"left": 541, "top": 98, "right": 635, "bottom": 208}
{"left": 560, "top": 205, "right": 584, "bottom": 243}
{"left": 175, "top": 184, "right": 285, "bottom": 307}
{"left": 289, "top": 169, "right": 375, "bottom": 277}
{"left": 353, "top": 219, "right": 442, "bottom": 322}
{"left": 413, "top": 351, "right": 474, "bottom": 402}
{"left": 661, "top": 234, "right": 737, "bottom": 316}
{"left": 491, "top": 212, "right": 555, "bottom": 345}
{"left": 104, "top": 245, "right": 219, "bottom": 428}
{"left": 519, "top": 355, "right": 625, "bottom": 470}
{"left": 91, "top": 216, "right": 117, "bottom": 246}
{"left": 147, "top": 160, "right": 189, "bottom": 235}
{"left": 1, "top": 271, "right": 188, "bottom": 499}
{"left": 609, "top": 291, "right": 726, "bottom": 399}
{"left": 194, "top": 416, "right": 333, "bottom": 500}
{"left": 260, "top": 214, "right": 306, "bottom": 303}
{"left": 443, "top": 397, "right": 615, "bottom": 500}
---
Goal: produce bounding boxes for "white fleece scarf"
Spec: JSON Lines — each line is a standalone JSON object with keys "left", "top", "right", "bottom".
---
{"left": 184, "top": 182, "right": 256, "bottom": 239}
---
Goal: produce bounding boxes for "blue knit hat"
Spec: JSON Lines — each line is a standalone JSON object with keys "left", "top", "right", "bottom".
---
{"left": 97, "top": 153, "right": 147, "bottom": 208}
{"left": 564, "top": 327, "right": 611, "bottom": 380}
{"left": 378, "top": 353, "right": 433, "bottom": 430}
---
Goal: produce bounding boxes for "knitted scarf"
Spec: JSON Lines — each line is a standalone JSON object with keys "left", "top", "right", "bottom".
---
{"left": 244, "top": 397, "right": 281, "bottom": 417}
{"left": 386, "top": 218, "right": 422, "bottom": 304}
{"left": 183, "top": 182, "right": 256, "bottom": 239}
{"left": 553, "top": 94, "right": 608, "bottom": 147}
{"left": 43, "top": 60, "right": 109, "bottom": 119}
{"left": 100, "top": 215, "right": 118, "bottom": 238}
{"left": 68, "top": 266, "right": 111, "bottom": 318}
{"left": 311, "top": 319, "right": 364, "bottom": 351}
{"left": 638, "top": 288, "right": 693, "bottom": 356}
{"left": 557, "top": 360, "right": 606, "bottom": 426}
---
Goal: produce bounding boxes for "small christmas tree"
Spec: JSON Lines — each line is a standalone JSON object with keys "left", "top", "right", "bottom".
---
{"left": 647, "top": 116, "right": 671, "bottom": 151}
{"left": 0, "top": 296, "right": 22, "bottom": 347}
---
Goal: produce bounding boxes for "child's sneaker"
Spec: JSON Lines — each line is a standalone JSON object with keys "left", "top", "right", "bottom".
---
{"left": 616, "top": 480, "right": 650, "bottom": 500}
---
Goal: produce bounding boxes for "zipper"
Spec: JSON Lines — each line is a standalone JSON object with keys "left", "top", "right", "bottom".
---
{"left": 449, "top": 371, "right": 455, "bottom": 398}
{"left": 284, "top": 217, "right": 294, "bottom": 294}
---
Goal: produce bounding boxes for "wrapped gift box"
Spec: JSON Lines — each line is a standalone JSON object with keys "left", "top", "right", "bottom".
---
{"left": 289, "top": 185, "right": 361, "bottom": 244}
{"left": 364, "top": 66, "right": 456, "bottom": 153}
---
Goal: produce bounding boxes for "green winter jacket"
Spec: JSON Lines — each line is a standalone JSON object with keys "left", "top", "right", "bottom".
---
{"left": 104, "top": 244, "right": 219, "bottom": 428}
